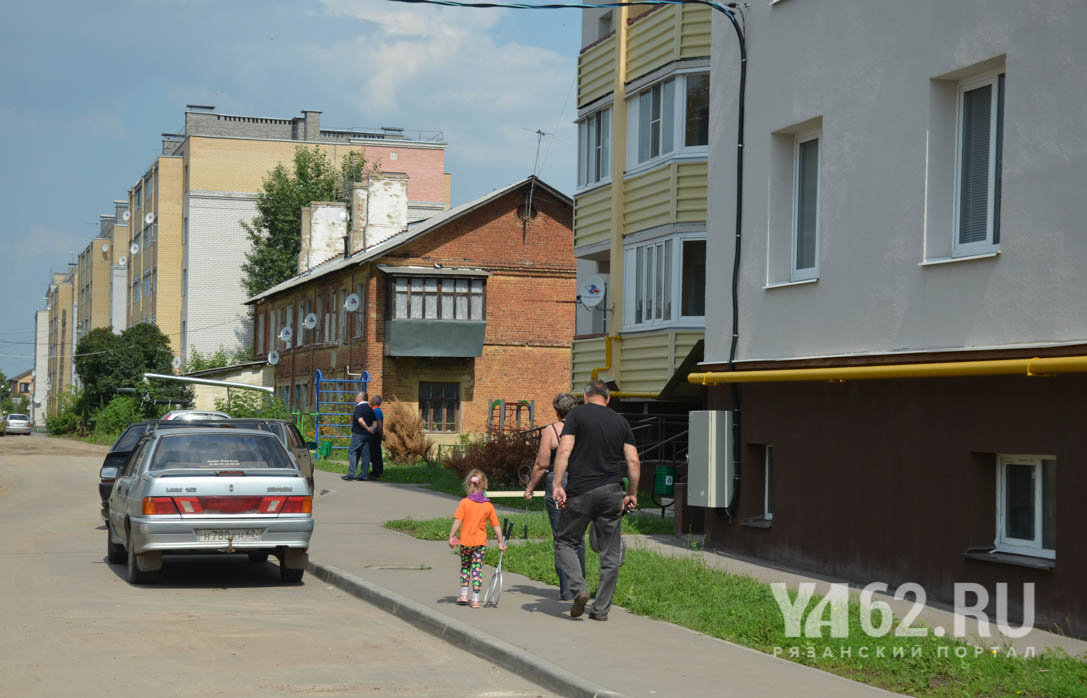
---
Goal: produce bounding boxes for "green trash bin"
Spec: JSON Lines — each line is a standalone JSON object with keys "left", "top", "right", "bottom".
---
{"left": 317, "top": 441, "right": 333, "bottom": 459}
{"left": 654, "top": 465, "right": 676, "bottom": 497}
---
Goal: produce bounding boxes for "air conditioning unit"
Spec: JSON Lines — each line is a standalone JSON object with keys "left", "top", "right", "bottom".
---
{"left": 687, "top": 410, "right": 734, "bottom": 508}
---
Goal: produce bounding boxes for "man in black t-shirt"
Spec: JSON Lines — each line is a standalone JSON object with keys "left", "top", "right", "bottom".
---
{"left": 552, "top": 379, "right": 640, "bottom": 621}
{"left": 345, "top": 392, "right": 377, "bottom": 481}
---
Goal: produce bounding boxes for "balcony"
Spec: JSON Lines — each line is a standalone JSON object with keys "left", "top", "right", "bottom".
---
{"left": 385, "top": 319, "right": 486, "bottom": 358}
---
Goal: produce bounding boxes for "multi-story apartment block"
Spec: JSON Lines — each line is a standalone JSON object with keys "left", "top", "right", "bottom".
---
{"left": 32, "top": 309, "right": 47, "bottom": 425}
{"left": 126, "top": 106, "right": 449, "bottom": 364}
{"left": 571, "top": 4, "right": 710, "bottom": 405}
{"left": 75, "top": 203, "right": 128, "bottom": 341}
{"left": 44, "top": 266, "right": 77, "bottom": 415}
{"left": 697, "top": 1, "right": 1087, "bottom": 637}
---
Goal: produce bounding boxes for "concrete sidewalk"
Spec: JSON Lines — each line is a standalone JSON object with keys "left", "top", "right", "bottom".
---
{"left": 305, "top": 470, "right": 898, "bottom": 698}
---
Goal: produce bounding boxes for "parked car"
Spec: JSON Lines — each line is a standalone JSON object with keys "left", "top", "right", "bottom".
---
{"left": 161, "top": 409, "right": 231, "bottom": 421}
{"left": 3, "top": 414, "right": 32, "bottom": 435}
{"left": 97, "top": 419, "right": 315, "bottom": 521}
{"left": 106, "top": 427, "right": 313, "bottom": 584}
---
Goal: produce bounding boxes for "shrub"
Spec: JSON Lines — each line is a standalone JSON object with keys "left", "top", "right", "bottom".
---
{"left": 213, "top": 391, "right": 290, "bottom": 419}
{"left": 92, "top": 396, "right": 142, "bottom": 439}
{"left": 441, "top": 430, "right": 538, "bottom": 490}
{"left": 382, "top": 400, "right": 434, "bottom": 464}
{"left": 45, "top": 389, "right": 88, "bottom": 436}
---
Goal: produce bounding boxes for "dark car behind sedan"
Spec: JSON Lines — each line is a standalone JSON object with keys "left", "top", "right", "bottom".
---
{"left": 98, "top": 418, "right": 314, "bottom": 521}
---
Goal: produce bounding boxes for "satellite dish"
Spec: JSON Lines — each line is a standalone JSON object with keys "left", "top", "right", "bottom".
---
{"left": 118, "top": 256, "right": 127, "bottom": 267}
{"left": 344, "top": 293, "right": 360, "bottom": 312}
{"left": 303, "top": 313, "right": 317, "bottom": 330}
{"left": 145, "top": 212, "right": 156, "bottom": 225}
{"left": 338, "top": 210, "right": 349, "bottom": 223}
{"left": 267, "top": 350, "right": 280, "bottom": 366}
{"left": 130, "top": 243, "right": 140, "bottom": 255}
{"left": 171, "top": 357, "right": 182, "bottom": 370}
{"left": 121, "top": 211, "right": 131, "bottom": 222}
{"left": 102, "top": 242, "right": 110, "bottom": 253}
{"left": 279, "top": 326, "right": 293, "bottom": 342}
{"left": 580, "top": 275, "right": 607, "bottom": 309}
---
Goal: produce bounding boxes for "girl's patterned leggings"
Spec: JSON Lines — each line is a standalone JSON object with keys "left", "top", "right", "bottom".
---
{"left": 459, "top": 545, "right": 486, "bottom": 593}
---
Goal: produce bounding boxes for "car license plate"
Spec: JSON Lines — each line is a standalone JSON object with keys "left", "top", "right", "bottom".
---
{"left": 197, "top": 529, "right": 262, "bottom": 543}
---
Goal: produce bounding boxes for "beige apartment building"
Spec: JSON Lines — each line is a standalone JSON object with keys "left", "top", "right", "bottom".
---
{"left": 125, "top": 106, "right": 450, "bottom": 362}
{"left": 45, "top": 267, "right": 77, "bottom": 416}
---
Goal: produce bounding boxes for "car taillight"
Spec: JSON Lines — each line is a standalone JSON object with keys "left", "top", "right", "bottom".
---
{"left": 174, "top": 497, "right": 204, "bottom": 514}
{"left": 281, "top": 496, "right": 312, "bottom": 514}
{"left": 143, "top": 497, "right": 180, "bottom": 515}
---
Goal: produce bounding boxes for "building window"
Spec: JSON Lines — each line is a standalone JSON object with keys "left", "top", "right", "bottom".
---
{"left": 622, "top": 234, "right": 705, "bottom": 328}
{"left": 284, "top": 306, "right": 293, "bottom": 349}
{"left": 954, "top": 73, "right": 1004, "bottom": 257}
{"left": 353, "top": 283, "right": 364, "bottom": 338}
{"left": 996, "top": 455, "right": 1055, "bottom": 559}
{"left": 577, "top": 107, "right": 611, "bottom": 188}
{"left": 420, "top": 382, "right": 459, "bottom": 433}
{"left": 792, "top": 132, "right": 820, "bottom": 281}
{"left": 627, "top": 73, "right": 710, "bottom": 167}
{"left": 337, "top": 290, "right": 346, "bottom": 343}
{"left": 598, "top": 10, "right": 613, "bottom": 38}
{"left": 256, "top": 313, "right": 265, "bottom": 355}
{"left": 393, "top": 277, "right": 485, "bottom": 321}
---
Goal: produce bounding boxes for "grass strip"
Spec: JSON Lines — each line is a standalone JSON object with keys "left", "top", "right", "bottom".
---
{"left": 385, "top": 520, "right": 1087, "bottom": 697}
{"left": 316, "top": 457, "right": 668, "bottom": 516}
{"left": 386, "top": 510, "right": 672, "bottom": 539}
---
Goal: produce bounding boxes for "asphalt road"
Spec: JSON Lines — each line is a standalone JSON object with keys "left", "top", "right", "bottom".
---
{"left": 0, "top": 433, "right": 554, "bottom": 698}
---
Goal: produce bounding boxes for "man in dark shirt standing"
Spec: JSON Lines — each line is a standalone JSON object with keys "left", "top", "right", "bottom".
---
{"left": 552, "top": 379, "right": 640, "bottom": 621}
{"left": 345, "top": 392, "right": 377, "bottom": 481}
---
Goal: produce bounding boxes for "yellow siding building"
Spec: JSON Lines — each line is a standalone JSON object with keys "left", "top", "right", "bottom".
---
{"left": 572, "top": 5, "right": 709, "bottom": 399}
{"left": 45, "top": 268, "right": 76, "bottom": 416}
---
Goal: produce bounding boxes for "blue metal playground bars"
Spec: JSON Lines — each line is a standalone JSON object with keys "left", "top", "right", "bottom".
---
{"left": 314, "top": 368, "right": 370, "bottom": 453}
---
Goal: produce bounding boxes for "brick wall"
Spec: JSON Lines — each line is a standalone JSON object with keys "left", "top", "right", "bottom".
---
{"left": 254, "top": 182, "right": 574, "bottom": 439}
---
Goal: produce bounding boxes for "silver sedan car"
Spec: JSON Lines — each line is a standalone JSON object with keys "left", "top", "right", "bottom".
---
{"left": 3, "top": 413, "right": 33, "bottom": 435}
{"left": 106, "top": 428, "right": 313, "bottom": 584}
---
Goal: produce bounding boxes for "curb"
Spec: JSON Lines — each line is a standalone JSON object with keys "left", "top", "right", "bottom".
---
{"left": 309, "top": 560, "right": 630, "bottom": 698}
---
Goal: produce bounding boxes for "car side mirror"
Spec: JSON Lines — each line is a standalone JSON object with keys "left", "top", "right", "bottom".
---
{"left": 100, "top": 466, "right": 119, "bottom": 480}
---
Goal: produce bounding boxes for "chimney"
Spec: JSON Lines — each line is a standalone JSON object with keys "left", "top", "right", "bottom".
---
{"left": 350, "top": 173, "right": 409, "bottom": 254}
{"left": 298, "top": 202, "right": 348, "bottom": 274}
{"left": 302, "top": 110, "right": 322, "bottom": 140}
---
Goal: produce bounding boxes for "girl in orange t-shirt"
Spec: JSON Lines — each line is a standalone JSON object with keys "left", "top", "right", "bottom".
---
{"left": 448, "top": 469, "right": 507, "bottom": 608}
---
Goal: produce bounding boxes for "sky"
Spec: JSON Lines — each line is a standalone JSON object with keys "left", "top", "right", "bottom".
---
{"left": 0, "top": 0, "right": 580, "bottom": 380}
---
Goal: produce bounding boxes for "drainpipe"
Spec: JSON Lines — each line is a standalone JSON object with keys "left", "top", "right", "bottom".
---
{"left": 688, "top": 355, "right": 1087, "bottom": 385}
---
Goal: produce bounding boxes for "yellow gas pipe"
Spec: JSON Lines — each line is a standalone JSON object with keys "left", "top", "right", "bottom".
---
{"left": 588, "top": 335, "right": 659, "bottom": 399}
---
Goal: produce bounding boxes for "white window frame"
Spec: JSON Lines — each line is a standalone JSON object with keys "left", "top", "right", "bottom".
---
{"left": 790, "top": 130, "right": 821, "bottom": 282}
{"left": 622, "top": 232, "right": 706, "bottom": 331}
{"left": 576, "top": 106, "right": 612, "bottom": 191}
{"left": 626, "top": 71, "right": 710, "bottom": 175}
{"left": 995, "top": 454, "right": 1055, "bottom": 560}
{"left": 952, "top": 73, "right": 1002, "bottom": 258}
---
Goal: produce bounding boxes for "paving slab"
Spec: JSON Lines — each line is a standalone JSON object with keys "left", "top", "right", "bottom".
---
{"left": 307, "top": 471, "right": 899, "bottom": 698}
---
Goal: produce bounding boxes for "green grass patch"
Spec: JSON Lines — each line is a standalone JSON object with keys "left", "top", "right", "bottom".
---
{"left": 387, "top": 511, "right": 675, "bottom": 541}
{"left": 384, "top": 521, "right": 1087, "bottom": 697}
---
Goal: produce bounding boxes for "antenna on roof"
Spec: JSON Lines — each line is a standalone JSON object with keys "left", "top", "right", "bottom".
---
{"left": 518, "top": 129, "right": 550, "bottom": 243}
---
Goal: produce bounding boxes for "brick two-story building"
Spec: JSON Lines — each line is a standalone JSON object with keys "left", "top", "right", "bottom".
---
{"left": 246, "top": 176, "right": 574, "bottom": 443}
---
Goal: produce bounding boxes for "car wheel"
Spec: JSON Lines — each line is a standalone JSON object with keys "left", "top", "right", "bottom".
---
{"left": 106, "top": 523, "right": 125, "bottom": 564}
{"left": 280, "top": 565, "right": 305, "bottom": 583}
{"left": 126, "top": 536, "right": 151, "bottom": 585}
{"left": 247, "top": 552, "right": 269, "bottom": 563}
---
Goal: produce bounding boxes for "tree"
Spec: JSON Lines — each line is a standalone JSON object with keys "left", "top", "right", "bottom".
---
{"left": 0, "top": 369, "right": 9, "bottom": 402}
{"left": 74, "top": 323, "right": 193, "bottom": 417}
{"left": 240, "top": 146, "right": 372, "bottom": 297}
{"left": 184, "top": 345, "right": 257, "bottom": 374}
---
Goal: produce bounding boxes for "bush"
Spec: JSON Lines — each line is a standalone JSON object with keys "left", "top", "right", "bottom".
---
{"left": 382, "top": 401, "right": 434, "bottom": 464}
{"left": 45, "top": 390, "right": 88, "bottom": 436}
{"left": 440, "top": 430, "right": 538, "bottom": 489}
{"left": 213, "top": 391, "right": 290, "bottom": 419}
{"left": 92, "top": 396, "right": 142, "bottom": 440}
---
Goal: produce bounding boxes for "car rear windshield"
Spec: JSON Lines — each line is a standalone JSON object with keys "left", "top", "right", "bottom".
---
{"left": 149, "top": 433, "right": 292, "bottom": 472}
{"left": 112, "top": 424, "right": 149, "bottom": 452}
{"left": 7, "top": 415, "right": 28, "bottom": 421}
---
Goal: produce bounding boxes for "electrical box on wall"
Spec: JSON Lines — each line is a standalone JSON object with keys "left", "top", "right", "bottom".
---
{"left": 688, "top": 410, "right": 733, "bottom": 508}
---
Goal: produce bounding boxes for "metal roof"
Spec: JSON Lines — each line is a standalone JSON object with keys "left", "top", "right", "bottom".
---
{"left": 245, "top": 176, "right": 570, "bottom": 304}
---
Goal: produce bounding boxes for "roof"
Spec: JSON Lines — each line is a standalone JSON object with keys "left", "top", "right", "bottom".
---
{"left": 8, "top": 369, "right": 33, "bottom": 383}
{"left": 182, "top": 361, "right": 268, "bottom": 379}
{"left": 246, "top": 175, "right": 571, "bottom": 304}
